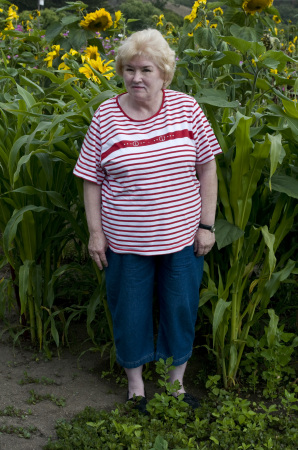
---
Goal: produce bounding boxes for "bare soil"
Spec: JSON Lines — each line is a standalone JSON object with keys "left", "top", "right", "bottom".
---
{"left": 0, "top": 315, "right": 204, "bottom": 449}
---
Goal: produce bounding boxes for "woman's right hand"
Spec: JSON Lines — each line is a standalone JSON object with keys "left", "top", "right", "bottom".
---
{"left": 88, "top": 230, "right": 109, "bottom": 270}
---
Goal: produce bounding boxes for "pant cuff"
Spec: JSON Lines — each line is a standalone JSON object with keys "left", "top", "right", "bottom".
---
{"left": 155, "top": 350, "right": 192, "bottom": 366}
{"left": 117, "top": 352, "right": 155, "bottom": 369}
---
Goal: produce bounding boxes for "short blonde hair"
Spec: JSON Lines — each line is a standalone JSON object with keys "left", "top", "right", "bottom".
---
{"left": 115, "top": 29, "right": 176, "bottom": 88}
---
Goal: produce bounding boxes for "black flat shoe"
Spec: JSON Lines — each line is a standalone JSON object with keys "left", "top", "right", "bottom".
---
{"left": 126, "top": 392, "right": 148, "bottom": 415}
{"left": 180, "top": 392, "right": 200, "bottom": 410}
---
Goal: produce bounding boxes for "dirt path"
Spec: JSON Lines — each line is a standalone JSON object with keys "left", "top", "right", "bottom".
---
{"left": 0, "top": 321, "right": 203, "bottom": 449}
{"left": 0, "top": 333, "right": 127, "bottom": 449}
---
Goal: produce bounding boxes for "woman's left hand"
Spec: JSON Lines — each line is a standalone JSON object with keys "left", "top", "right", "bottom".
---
{"left": 194, "top": 228, "right": 215, "bottom": 257}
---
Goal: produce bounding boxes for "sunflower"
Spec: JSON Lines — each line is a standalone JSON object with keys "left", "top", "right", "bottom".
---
{"left": 157, "top": 14, "right": 164, "bottom": 27}
{"left": 79, "top": 57, "right": 114, "bottom": 83}
{"left": 273, "top": 15, "right": 281, "bottom": 23}
{"left": 82, "top": 45, "right": 100, "bottom": 62}
{"left": 80, "top": 9, "right": 113, "bottom": 32}
{"left": 8, "top": 4, "right": 19, "bottom": 21}
{"left": 242, "top": 0, "right": 273, "bottom": 15}
{"left": 58, "top": 62, "right": 75, "bottom": 80}
{"left": 213, "top": 7, "right": 223, "bottom": 16}
{"left": 5, "top": 20, "right": 14, "bottom": 31}
{"left": 114, "top": 10, "right": 122, "bottom": 27}
{"left": 185, "top": 0, "right": 206, "bottom": 23}
{"left": 29, "top": 10, "right": 41, "bottom": 20}
{"left": 44, "top": 45, "right": 61, "bottom": 68}
{"left": 288, "top": 42, "right": 295, "bottom": 53}
{"left": 210, "top": 23, "right": 218, "bottom": 28}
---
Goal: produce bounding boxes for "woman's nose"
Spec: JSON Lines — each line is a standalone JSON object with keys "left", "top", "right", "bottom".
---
{"left": 133, "top": 70, "right": 142, "bottom": 82}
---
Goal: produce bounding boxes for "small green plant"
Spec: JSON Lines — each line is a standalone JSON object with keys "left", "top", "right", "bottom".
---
{"left": 241, "top": 309, "right": 297, "bottom": 398}
{"left": 27, "top": 389, "right": 65, "bottom": 407}
{"left": 19, "top": 371, "right": 57, "bottom": 386}
{"left": 44, "top": 359, "right": 298, "bottom": 449}
{"left": 0, "top": 424, "right": 37, "bottom": 439}
{"left": 0, "top": 405, "right": 32, "bottom": 417}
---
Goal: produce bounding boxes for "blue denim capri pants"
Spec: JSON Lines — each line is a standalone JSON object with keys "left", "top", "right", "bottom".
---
{"left": 105, "top": 244, "right": 204, "bottom": 369}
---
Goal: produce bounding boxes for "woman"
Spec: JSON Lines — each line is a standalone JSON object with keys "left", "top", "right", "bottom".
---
{"left": 74, "top": 29, "right": 221, "bottom": 412}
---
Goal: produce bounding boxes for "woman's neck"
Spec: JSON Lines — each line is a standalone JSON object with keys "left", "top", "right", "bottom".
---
{"left": 119, "top": 90, "right": 163, "bottom": 120}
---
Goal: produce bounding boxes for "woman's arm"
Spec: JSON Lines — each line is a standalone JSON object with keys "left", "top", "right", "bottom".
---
{"left": 83, "top": 180, "right": 109, "bottom": 270}
{"left": 194, "top": 159, "right": 218, "bottom": 257}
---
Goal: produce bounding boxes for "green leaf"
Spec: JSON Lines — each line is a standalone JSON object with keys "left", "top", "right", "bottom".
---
{"left": 194, "top": 27, "right": 216, "bottom": 50}
{"left": 50, "top": 316, "right": 60, "bottom": 347}
{"left": 259, "top": 50, "right": 296, "bottom": 71}
{"left": 222, "top": 36, "right": 264, "bottom": 57}
{"left": 229, "top": 113, "right": 253, "bottom": 227}
{"left": 261, "top": 226, "right": 276, "bottom": 277}
{"left": 61, "top": 14, "right": 80, "bottom": 26}
{"left": 213, "top": 51, "right": 242, "bottom": 67}
{"left": 267, "top": 134, "right": 284, "bottom": 188}
{"left": 215, "top": 219, "right": 244, "bottom": 250}
{"left": 213, "top": 298, "right": 231, "bottom": 346}
{"left": 266, "top": 309, "right": 279, "bottom": 348}
{"left": 68, "top": 28, "right": 88, "bottom": 51}
{"left": 282, "top": 99, "right": 298, "bottom": 119}
{"left": 269, "top": 174, "right": 298, "bottom": 199}
{"left": 16, "top": 84, "right": 36, "bottom": 110}
{"left": 262, "top": 260, "right": 295, "bottom": 308}
{"left": 230, "top": 24, "right": 262, "bottom": 42}
{"left": 45, "top": 22, "right": 65, "bottom": 43}
{"left": 195, "top": 89, "right": 239, "bottom": 108}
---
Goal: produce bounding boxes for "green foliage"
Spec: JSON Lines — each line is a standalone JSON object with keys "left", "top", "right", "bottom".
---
{"left": 0, "top": 0, "right": 297, "bottom": 390}
{"left": 44, "top": 360, "right": 298, "bottom": 449}
{"left": 240, "top": 309, "right": 298, "bottom": 398}
{"left": 119, "top": 0, "right": 163, "bottom": 31}
{"left": 27, "top": 389, "right": 66, "bottom": 407}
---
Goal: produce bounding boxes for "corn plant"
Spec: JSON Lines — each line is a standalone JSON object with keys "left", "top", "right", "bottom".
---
{"left": 0, "top": 67, "right": 118, "bottom": 350}
{"left": 172, "top": 2, "right": 298, "bottom": 387}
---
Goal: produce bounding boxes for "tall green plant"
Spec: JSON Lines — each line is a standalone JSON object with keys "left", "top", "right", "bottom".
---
{"left": 173, "top": 1, "right": 298, "bottom": 387}
{"left": 0, "top": 69, "right": 118, "bottom": 349}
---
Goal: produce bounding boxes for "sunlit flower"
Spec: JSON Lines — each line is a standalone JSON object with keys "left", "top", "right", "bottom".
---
{"left": 288, "top": 42, "right": 295, "bottom": 53}
{"left": 79, "top": 57, "right": 114, "bottom": 83}
{"left": 157, "top": 14, "right": 164, "bottom": 27}
{"left": 44, "top": 45, "right": 61, "bottom": 68}
{"left": 210, "top": 23, "right": 217, "bottom": 28}
{"left": 0, "top": 8, "right": 3, "bottom": 13}
{"left": 272, "top": 15, "right": 281, "bottom": 23}
{"left": 242, "top": 0, "right": 273, "bottom": 15}
{"left": 4, "top": 20, "right": 14, "bottom": 30}
{"left": 83, "top": 45, "right": 100, "bottom": 62}
{"left": 58, "top": 61, "right": 74, "bottom": 80}
{"left": 80, "top": 9, "right": 113, "bottom": 32}
{"left": 61, "top": 49, "right": 79, "bottom": 61}
{"left": 270, "top": 69, "right": 278, "bottom": 74}
{"left": 29, "top": 10, "right": 41, "bottom": 20}
{"left": 213, "top": 7, "right": 223, "bottom": 16}
{"left": 114, "top": 10, "right": 122, "bottom": 27}
{"left": 251, "top": 59, "right": 257, "bottom": 66}
{"left": 185, "top": 0, "right": 206, "bottom": 23}
{"left": 8, "top": 4, "right": 19, "bottom": 20}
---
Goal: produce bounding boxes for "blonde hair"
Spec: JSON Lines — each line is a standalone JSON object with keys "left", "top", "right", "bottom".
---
{"left": 115, "top": 29, "right": 176, "bottom": 88}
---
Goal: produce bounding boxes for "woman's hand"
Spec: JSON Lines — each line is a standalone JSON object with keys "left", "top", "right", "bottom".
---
{"left": 88, "top": 230, "right": 109, "bottom": 270}
{"left": 194, "top": 228, "right": 215, "bottom": 257}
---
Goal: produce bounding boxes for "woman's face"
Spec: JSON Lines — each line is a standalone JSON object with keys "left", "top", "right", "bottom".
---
{"left": 122, "top": 55, "right": 165, "bottom": 103}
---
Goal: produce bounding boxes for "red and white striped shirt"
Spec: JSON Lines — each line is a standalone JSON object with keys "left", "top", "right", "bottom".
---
{"left": 74, "top": 89, "right": 222, "bottom": 255}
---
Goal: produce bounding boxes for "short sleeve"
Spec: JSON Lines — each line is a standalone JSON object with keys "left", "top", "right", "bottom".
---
{"left": 192, "top": 102, "right": 222, "bottom": 164}
{"left": 73, "top": 112, "right": 105, "bottom": 185}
